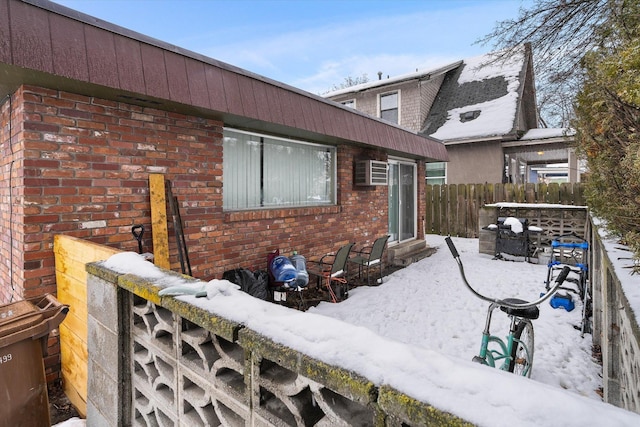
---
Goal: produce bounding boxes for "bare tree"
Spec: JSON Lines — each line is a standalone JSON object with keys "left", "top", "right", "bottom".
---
{"left": 478, "top": 0, "right": 618, "bottom": 127}
{"left": 326, "top": 73, "right": 369, "bottom": 93}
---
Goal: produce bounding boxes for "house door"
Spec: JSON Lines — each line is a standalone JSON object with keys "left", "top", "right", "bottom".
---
{"left": 388, "top": 159, "right": 416, "bottom": 244}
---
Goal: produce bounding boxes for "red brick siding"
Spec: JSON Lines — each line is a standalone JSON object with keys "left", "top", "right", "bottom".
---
{"left": 2, "top": 84, "right": 428, "bottom": 384}
{"left": 4, "top": 85, "right": 400, "bottom": 295}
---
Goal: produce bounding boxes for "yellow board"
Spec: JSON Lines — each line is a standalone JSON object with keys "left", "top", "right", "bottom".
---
{"left": 54, "top": 235, "right": 121, "bottom": 417}
{"left": 149, "top": 173, "right": 171, "bottom": 269}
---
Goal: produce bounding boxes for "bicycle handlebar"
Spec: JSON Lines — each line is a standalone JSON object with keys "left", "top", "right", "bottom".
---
{"left": 445, "top": 236, "right": 572, "bottom": 309}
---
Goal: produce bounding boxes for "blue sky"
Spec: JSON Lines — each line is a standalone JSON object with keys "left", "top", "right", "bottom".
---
{"left": 52, "top": 0, "right": 529, "bottom": 95}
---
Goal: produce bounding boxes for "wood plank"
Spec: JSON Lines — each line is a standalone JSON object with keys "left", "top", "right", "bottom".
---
{"left": 424, "top": 185, "right": 433, "bottom": 235}
{"left": 448, "top": 184, "right": 456, "bottom": 236}
{"left": 432, "top": 186, "right": 441, "bottom": 235}
{"left": 54, "top": 235, "right": 120, "bottom": 264}
{"left": 149, "top": 174, "right": 171, "bottom": 269}
{"left": 53, "top": 235, "right": 123, "bottom": 418}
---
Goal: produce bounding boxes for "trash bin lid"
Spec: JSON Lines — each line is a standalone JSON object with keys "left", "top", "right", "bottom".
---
{"left": 0, "top": 300, "right": 45, "bottom": 348}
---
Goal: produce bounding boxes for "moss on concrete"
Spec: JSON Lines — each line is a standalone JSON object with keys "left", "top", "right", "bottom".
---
{"left": 162, "top": 296, "right": 240, "bottom": 342}
{"left": 378, "top": 385, "right": 474, "bottom": 426}
{"left": 239, "top": 328, "right": 376, "bottom": 405}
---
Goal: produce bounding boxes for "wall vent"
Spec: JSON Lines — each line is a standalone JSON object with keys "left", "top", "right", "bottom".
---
{"left": 355, "top": 160, "right": 388, "bottom": 186}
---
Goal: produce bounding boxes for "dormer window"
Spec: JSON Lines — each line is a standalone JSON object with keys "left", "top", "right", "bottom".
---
{"left": 460, "top": 110, "right": 481, "bottom": 122}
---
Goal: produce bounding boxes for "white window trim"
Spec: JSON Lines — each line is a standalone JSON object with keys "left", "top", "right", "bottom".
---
{"left": 378, "top": 90, "right": 401, "bottom": 124}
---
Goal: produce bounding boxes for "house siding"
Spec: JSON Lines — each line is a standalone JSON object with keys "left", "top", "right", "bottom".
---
{"left": 0, "top": 85, "right": 400, "bottom": 305}
{"left": 446, "top": 142, "right": 504, "bottom": 184}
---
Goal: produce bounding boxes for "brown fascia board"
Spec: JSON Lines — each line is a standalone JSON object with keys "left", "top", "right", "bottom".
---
{"left": 3, "top": 0, "right": 447, "bottom": 162}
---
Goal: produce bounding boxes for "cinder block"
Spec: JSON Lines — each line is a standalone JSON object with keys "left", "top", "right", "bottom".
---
{"left": 88, "top": 274, "right": 119, "bottom": 332}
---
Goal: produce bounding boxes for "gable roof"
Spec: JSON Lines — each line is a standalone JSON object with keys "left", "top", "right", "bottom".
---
{"left": 0, "top": 0, "right": 448, "bottom": 162}
{"left": 421, "top": 46, "right": 531, "bottom": 143}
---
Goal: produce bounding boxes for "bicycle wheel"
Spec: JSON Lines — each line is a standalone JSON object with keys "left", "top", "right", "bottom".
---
{"left": 509, "top": 319, "right": 534, "bottom": 377}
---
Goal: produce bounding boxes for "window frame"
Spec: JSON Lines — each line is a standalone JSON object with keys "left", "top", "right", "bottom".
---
{"left": 223, "top": 128, "right": 337, "bottom": 211}
{"left": 379, "top": 90, "right": 400, "bottom": 124}
{"left": 341, "top": 99, "right": 356, "bottom": 109}
{"left": 426, "top": 161, "right": 446, "bottom": 185}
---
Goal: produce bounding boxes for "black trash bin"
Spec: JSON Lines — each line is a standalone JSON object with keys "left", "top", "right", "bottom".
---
{"left": 0, "top": 294, "right": 69, "bottom": 427}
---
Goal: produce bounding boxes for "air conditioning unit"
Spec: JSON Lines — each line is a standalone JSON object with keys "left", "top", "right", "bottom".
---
{"left": 355, "top": 160, "right": 388, "bottom": 186}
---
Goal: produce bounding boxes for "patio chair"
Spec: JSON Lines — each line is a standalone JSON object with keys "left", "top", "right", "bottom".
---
{"left": 307, "top": 243, "right": 354, "bottom": 303}
{"left": 349, "top": 235, "right": 389, "bottom": 286}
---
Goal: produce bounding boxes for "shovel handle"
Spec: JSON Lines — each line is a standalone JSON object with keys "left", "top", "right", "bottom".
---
{"left": 132, "top": 225, "right": 144, "bottom": 253}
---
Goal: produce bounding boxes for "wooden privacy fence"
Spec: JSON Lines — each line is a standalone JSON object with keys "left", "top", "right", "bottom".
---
{"left": 425, "top": 182, "right": 586, "bottom": 238}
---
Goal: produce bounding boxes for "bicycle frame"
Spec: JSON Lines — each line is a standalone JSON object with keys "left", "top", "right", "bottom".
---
{"left": 475, "top": 303, "right": 533, "bottom": 375}
{"left": 445, "top": 236, "right": 570, "bottom": 376}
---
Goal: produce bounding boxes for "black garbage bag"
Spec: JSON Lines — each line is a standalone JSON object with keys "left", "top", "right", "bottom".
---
{"left": 223, "top": 268, "right": 269, "bottom": 300}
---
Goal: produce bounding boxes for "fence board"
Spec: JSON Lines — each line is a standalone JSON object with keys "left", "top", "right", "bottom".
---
{"left": 425, "top": 182, "right": 586, "bottom": 238}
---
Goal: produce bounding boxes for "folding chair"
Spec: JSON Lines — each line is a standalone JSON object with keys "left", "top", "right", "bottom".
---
{"left": 349, "top": 235, "right": 389, "bottom": 286}
{"left": 307, "top": 243, "right": 354, "bottom": 303}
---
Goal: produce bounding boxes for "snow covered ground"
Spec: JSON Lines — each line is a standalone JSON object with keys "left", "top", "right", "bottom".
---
{"left": 311, "top": 234, "right": 602, "bottom": 399}
{"left": 54, "top": 235, "right": 640, "bottom": 426}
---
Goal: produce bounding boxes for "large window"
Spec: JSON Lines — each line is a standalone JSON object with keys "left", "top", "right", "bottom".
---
{"left": 426, "top": 162, "right": 446, "bottom": 185}
{"left": 380, "top": 92, "right": 399, "bottom": 124}
{"left": 223, "top": 129, "right": 336, "bottom": 210}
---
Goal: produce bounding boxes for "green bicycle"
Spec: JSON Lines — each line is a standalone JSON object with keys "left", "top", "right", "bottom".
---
{"left": 445, "top": 237, "right": 570, "bottom": 376}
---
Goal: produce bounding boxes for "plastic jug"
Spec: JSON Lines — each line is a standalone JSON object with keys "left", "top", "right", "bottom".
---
{"left": 290, "top": 252, "right": 309, "bottom": 288}
{"left": 269, "top": 255, "right": 297, "bottom": 283}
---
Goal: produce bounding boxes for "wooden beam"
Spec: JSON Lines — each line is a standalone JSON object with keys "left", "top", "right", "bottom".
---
{"left": 149, "top": 174, "right": 171, "bottom": 269}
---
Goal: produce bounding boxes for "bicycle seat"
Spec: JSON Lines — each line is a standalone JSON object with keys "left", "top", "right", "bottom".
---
{"left": 499, "top": 298, "right": 540, "bottom": 320}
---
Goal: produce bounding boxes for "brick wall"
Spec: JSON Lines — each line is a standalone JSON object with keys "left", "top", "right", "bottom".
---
{"left": 0, "top": 92, "right": 24, "bottom": 304}
{"left": 3, "top": 85, "right": 397, "bottom": 295}
{"left": 2, "top": 84, "right": 424, "bottom": 384}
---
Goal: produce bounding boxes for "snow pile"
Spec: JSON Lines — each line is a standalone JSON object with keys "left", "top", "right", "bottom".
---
{"left": 57, "top": 236, "right": 640, "bottom": 427}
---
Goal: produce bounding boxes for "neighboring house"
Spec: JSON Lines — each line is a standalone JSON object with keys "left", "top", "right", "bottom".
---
{"left": 0, "top": 0, "right": 447, "bottom": 308}
{"left": 326, "top": 45, "right": 578, "bottom": 185}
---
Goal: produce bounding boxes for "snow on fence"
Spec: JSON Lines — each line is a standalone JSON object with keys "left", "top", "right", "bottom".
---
{"left": 590, "top": 221, "right": 640, "bottom": 413}
{"left": 83, "top": 261, "right": 469, "bottom": 426}
{"left": 426, "top": 182, "right": 586, "bottom": 238}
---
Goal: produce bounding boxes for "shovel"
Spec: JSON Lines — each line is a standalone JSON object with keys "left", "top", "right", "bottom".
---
{"left": 132, "top": 225, "right": 144, "bottom": 254}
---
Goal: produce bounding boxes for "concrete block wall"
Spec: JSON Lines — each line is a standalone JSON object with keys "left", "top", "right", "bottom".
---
{"left": 85, "top": 260, "right": 472, "bottom": 427}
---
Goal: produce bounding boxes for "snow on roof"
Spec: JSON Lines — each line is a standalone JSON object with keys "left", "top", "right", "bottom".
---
{"left": 520, "top": 128, "right": 576, "bottom": 140}
{"left": 323, "top": 60, "right": 462, "bottom": 98}
{"left": 430, "top": 49, "right": 525, "bottom": 141}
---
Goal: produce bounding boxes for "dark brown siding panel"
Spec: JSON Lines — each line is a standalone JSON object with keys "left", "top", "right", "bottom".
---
{"left": 221, "top": 71, "right": 244, "bottom": 116}
{"left": 308, "top": 101, "right": 326, "bottom": 136}
{"left": 236, "top": 74, "right": 259, "bottom": 120}
{"left": 185, "top": 58, "right": 210, "bottom": 110}
{"left": 114, "top": 36, "right": 144, "bottom": 93}
{"left": 343, "top": 113, "right": 359, "bottom": 142}
{"left": 263, "top": 84, "right": 285, "bottom": 126}
{"left": 277, "top": 90, "right": 297, "bottom": 129}
{"left": 49, "top": 14, "right": 89, "bottom": 81}
{"left": 318, "top": 103, "right": 337, "bottom": 139}
{"left": 10, "top": 1, "right": 53, "bottom": 73}
{"left": 289, "top": 93, "right": 307, "bottom": 130}
{"left": 250, "top": 81, "right": 272, "bottom": 123}
{"left": 0, "top": 0, "right": 11, "bottom": 64}
{"left": 331, "top": 105, "right": 349, "bottom": 141}
{"left": 140, "top": 44, "right": 169, "bottom": 99}
{"left": 203, "top": 65, "right": 228, "bottom": 113}
{"left": 297, "top": 94, "right": 315, "bottom": 131}
{"left": 164, "top": 51, "right": 190, "bottom": 105}
{"left": 84, "top": 25, "right": 119, "bottom": 88}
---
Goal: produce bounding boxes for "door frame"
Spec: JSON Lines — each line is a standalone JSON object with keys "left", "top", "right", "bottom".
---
{"left": 387, "top": 157, "right": 417, "bottom": 246}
